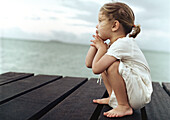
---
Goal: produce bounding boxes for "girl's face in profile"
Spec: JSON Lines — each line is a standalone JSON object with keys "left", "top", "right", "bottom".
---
{"left": 96, "top": 11, "right": 112, "bottom": 41}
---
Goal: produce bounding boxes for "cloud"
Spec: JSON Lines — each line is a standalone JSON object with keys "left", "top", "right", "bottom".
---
{"left": 59, "top": 0, "right": 101, "bottom": 23}
{"left": 117, "top": 0, "right": 170, "bottom": 52}
{"left": 137, "top": 29, "right": 170, "bottom": 52}
{"left": 0, "top": 0, "right": 95, "bottom": 36}
{"left": 0, "top": 0, "right": 169, "bottom": 52}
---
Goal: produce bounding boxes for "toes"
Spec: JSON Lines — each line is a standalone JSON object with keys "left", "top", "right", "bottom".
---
{"left": 104, "top": 110, "right": 112, "bottom": 116}
{"left": 104, "top": 110, "right": 118, "bottom": 118}
{"left": 107, "top": 115, "right": 111, "bottom": 117}
{"left": 115, "top": 113, "right": 119, "bottom": 117}
{"left": 106, "top": 112, "right": 112, "bottom": 117}
{"left": 107, "top": 113, "right": 111, "bottom": 117}
{"left": 93, "top": 99, "right": 98, "bottom": 103}
{"left": 110, "top": 113, "right": 116, "bottom": 117}
{"left": 107, "top": 113, "right": 115, "bottom": 118}
{"left": 103, "top": 112, "right": 108, "bottom": 116}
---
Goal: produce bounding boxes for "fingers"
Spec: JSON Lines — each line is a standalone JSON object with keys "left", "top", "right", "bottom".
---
{"left": 90, "top": 39, "right": 96, "bottom": 44}
{"left": 92, "top": 35, "right": 99, "bottom": 42}
{"left": 92, "top": 34, "right": 99, "bottom": 39}
{"left": 97, "top": 35, "right": 103, "bottom": 41}
{"left": 92, "top": 34, "right": 100, "bottom": 41}
{"left": 90, "top": 40, "right": 95, "bottom": 43}
{"left": 90, "top": 43, "right": 96, "bottom": 47}
{"left": 93, "top": 32, "right": 104, "bottom": 41}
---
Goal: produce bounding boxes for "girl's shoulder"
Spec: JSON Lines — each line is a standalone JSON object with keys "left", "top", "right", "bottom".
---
{"left": 117, "top": 37, "right": 134, "bottom": 43}
{"left": 110, "top": 37, "right": 133, "bottom": 49}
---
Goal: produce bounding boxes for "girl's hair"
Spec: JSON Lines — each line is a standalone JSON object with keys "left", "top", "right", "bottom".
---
{"left": 100, "top": 2, "right": 140, "bottom": 38}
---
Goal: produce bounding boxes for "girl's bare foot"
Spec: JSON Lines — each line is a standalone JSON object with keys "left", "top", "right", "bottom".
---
{"left": 103, "top": 104, "right": 133, "bottom": 118}
{"left": 93, "top": 97, "right": 110, "bottom": 104}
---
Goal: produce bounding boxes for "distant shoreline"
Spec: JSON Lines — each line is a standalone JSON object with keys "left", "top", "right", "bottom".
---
{"left": 0, "top": 37, "right": 170, "bottom": 53}
{"left": 0, "top": 37, "right": 89, "bottom": 46}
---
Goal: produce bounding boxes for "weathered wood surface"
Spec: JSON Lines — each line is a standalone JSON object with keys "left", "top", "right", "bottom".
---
{"left": 41, "top": 78, "right": 106, "bottom": 120}
{"left": 0, "top": 75, "right": 87, "bottom": 120}
{"left": 162, "top": 82, "right": 170, "bottom": 96}
{"left": 144, "top": 82, "right": 170, "bottom": 120}
{"left": 0, "top": 72, "right": 170, "bottom": 120}
{"left": 0, "top": 72, "right": 34, "bottom": 86}
{"left": 0, "top": 74, "right": 62, "bottom": 105}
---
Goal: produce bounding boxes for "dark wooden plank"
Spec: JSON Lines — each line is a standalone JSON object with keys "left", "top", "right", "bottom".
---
{"left": 0, "top": 74, "right": 62, "bottom": 105}
{"left": 0, "top": 77, "right": 87, "bottom": 120}
{"left": 145, "top": 82, "right": 170, "bottom": 120}
{"left": 162, "top": 82, "right": 170, "bottom": 96}
{"left": 40, "top": 78, "right": 106, "bottom": 120}
{"left": 0, "top": 72, "right": 34, "bottom": 85}
{"left": 98, "top": 100, "right": 142, "bottom": 120}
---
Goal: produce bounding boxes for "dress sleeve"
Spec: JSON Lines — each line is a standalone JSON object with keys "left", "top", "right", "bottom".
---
{"left": 106, "top": 38, "right": 132, "bottom": 60}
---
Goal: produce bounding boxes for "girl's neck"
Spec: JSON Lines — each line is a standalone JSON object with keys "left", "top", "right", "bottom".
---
{"left": 109, "top": 33, "right": 126, "bottom": 45}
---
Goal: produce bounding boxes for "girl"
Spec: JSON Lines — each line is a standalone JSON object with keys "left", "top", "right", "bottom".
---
{"left": 85, "top": 2, "right": 153, "bottom": 118}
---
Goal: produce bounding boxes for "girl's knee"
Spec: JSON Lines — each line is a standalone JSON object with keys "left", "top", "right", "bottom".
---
{"left": 107, "top": 61, "right": 120, "bottom": 74}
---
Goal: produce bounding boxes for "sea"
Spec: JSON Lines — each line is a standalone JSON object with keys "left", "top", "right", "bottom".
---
{"left": 0, "top": 38, "right": 170, "bottom": 83}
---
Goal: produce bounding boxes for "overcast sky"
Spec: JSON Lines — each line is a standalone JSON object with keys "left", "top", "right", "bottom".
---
{"left": 0, "top": 0, "right": 170, "bottom": 52}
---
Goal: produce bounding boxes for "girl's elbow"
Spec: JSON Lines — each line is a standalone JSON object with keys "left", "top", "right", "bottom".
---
{"left": 92, "top": 67, "right": 101, "bottom": 74}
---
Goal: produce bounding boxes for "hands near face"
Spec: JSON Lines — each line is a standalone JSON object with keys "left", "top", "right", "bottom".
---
{"left": 90, "top": 30, "right": 108, "bottom": 50}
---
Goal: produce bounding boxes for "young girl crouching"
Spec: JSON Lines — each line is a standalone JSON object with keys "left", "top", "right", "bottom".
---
{"left": 85, "top": 2, "right": 153, "bottom": 118}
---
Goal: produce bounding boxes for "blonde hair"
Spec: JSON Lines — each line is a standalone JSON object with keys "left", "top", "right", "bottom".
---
{"left": 100, "top": 2, "right": 140, "bottom": 38}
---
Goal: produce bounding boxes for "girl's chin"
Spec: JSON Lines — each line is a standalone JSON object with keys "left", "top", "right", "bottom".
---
{"left": 100, "top": 37, "right": 108, "bottom": 41}
{"left": 98, "top": 35, "right": 108, "bottom": 41}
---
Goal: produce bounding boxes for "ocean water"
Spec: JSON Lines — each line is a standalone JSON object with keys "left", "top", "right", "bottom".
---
{"left": 0, "top": 38, "right": 170, "bottom": 82}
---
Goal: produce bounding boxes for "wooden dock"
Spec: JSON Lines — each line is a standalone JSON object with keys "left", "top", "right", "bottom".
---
{"left": 0, "top": 72, "right": 169, "bottom": 120}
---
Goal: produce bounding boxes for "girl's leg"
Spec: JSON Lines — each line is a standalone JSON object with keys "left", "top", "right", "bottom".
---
{"left": 93, "top": 71, "right": 112, "bottom": 104}
{"left": 104, "top": 61, "right": 133, "bottom": 118}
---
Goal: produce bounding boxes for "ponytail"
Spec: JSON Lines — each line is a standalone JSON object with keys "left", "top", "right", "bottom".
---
{"left": 129, "top": 25, "right": 141, "bottom": 38}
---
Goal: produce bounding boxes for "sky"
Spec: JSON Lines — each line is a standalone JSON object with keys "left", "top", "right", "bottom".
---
{"left": 0, "top": 0, "right": 170, "bottom": 52}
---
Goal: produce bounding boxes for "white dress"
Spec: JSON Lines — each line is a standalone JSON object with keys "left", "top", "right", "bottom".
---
{"left": 105, "top": 37, "right": 153, "bottom": 109}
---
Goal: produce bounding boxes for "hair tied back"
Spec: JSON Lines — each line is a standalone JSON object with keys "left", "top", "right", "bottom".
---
{"left": 129, "top": 24, "right": 141, "bottom": 38}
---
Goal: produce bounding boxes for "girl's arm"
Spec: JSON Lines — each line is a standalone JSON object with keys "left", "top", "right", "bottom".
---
{"left": 85, "top": 31, "right": 99, "bottom": 68}
{"left": 92, "top": 49, "right": 117, "bottom": 74}
{"left": 91, "top": 35, "right": 117, "bottom": 74}
{"left": 85, "top": 46, "right": 97, "bottom": 68}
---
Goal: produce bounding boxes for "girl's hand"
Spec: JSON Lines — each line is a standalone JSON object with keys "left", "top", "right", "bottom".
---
{"left": 90, "top": 34, "right": 107, "bottom": 50}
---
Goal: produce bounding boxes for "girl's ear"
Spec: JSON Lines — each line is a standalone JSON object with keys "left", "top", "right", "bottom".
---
{"left": 111, "top": 20, "right": 120, "bottom": 32}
